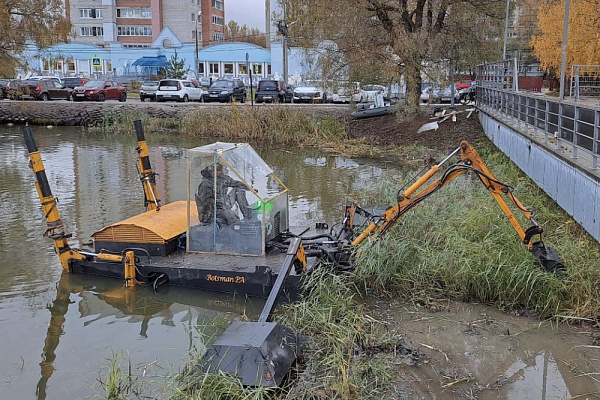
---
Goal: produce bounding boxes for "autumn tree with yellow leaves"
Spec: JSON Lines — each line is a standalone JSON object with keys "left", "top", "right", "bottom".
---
{"left": 0, "top": 0, "right": 70, "bottom": 77}
{"left": 530, "top": 0, "right": 600, "bottom": 76}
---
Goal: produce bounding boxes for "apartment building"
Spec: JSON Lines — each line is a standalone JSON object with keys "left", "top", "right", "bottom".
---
{"left": 65, "top": 0, "right": 225, "bottom": 48}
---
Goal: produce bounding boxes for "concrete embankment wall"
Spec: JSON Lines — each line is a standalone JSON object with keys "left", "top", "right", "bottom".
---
{"left": 479, "top": 112, "right": 600, "bottom": 244}
{"left": 0, "top": 102, "right": 187, "bottom": 126}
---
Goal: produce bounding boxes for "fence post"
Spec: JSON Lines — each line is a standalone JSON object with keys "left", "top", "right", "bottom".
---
{"left": 572, "top": 106, "right": 579, "bottom": 159}
{"left": 544, "top": 100, "right": 549, "bottom": 144}
{"left": 594, "top": 110, "right": 599, "bottom": 169}
{"left": 575, "top": 65, "right": 580, "bottom": 102}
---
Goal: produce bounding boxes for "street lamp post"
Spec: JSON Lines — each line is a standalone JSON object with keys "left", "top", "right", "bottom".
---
{"left": 195, "top": 10, "right": 202, "bottom": 79}
{"left": 502, "top": 0, "right": 510, "bottom": 60}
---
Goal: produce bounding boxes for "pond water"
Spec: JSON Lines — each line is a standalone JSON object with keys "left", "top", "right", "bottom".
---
{"left": 1, "top": 124, "right": 599, "bottom": 400}
{"left": 0, "top": 124, "right": 396, "bottom": 400}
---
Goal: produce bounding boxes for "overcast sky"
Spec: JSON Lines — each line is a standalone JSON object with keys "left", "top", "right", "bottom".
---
{"left": 225, "top": 0, "right": 266, "bottom": 30}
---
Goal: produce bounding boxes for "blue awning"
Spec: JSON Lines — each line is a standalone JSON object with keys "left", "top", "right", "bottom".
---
{"left": 132, "top": 55, "right": 167, "bottom": 67}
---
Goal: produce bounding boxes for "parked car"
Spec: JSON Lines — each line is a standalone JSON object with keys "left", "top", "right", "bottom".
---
{"left": 19, "top": 79, "right": 73, "bottom": 101}
{"left": 255, "top": 79, "right": 293, "bottom": 103}
{"left": 28, "top": 76, "right": 62, "bottom": 84}
{"left": 140, "top": 81, "right": 159, "bottom": 102}
{"left": 62, "top": 77, "right": 89, "bottom": 89}
{"left": 0, "top": 79, "right": 11, "bottom": 99}
{"left": 360, "top": 84, "right": 389, "bottom": 102}
{"left": 73, "top": 79, "right": 127, "bottom": 102}
{"left": 330, "top": 81, "right": 361, "bottom": 103}
{"left": 203, "top": 79, "right": 247, "bottom": 103}
{"left": 1, "top": 79, "right": 25, "bottom": 100}
{"left": 155, "top": 79, "right": 203, "bottom": 102}
{"left": 293, "top": 85, "right": 325, "bottom": 103}
{"left": 455, "top": 79, "right": 476, "bottom": 90}
{"left": 420, "top": 84, "right": 459, "bottom": 104}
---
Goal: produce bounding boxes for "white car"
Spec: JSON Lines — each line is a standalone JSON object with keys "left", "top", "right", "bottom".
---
{"left": 155, "top": 79, "right": 203, "bottom": 102}
{"left": 360, "top": 84, "right": 389, "bottom": 102}
{"left": 293, "top": 86, "right": 325, "bottom": 103}
{"left": 330, "top": 82, "right": 362, "bottom": 103}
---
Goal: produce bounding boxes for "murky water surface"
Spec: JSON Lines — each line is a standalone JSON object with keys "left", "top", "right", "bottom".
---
{"left": 1, "top": 124, "right": 599, "bottom": 399}
{"left": 373, "top": 299, "right": 600, "bottom": 399}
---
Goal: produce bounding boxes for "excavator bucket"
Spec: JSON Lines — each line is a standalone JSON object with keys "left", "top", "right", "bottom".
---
{"left": 531, "top": 242, "right": 565, "bottom": 273}
{"left": 200, "top": 321, "right": 304, "bottom": 386}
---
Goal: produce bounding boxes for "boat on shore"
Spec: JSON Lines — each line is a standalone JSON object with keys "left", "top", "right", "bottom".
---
{"left": 351, "top": 94, "right": 392, "bottom": 119}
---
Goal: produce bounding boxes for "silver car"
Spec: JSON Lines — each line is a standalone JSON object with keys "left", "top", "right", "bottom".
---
{"left": 140, "top": 81, "right": 159, "bottom": 102}
{"left": 420, "top": 84, "right": 459, "bottom": 104}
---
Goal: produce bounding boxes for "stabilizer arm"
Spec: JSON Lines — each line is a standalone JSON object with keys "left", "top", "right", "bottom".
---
{"left": 134, "top": 120, "right": 161, "bottom": 211}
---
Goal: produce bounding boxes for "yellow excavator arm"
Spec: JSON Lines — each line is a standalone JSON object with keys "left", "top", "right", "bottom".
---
{"left": 349, "top": 141, "right": 563, "bottom": 272}
{"left": 134, "top": 120, "right": 161, "bottom": 211}
{"left": 23, "top": 126, "right": 138, "bottom": 281}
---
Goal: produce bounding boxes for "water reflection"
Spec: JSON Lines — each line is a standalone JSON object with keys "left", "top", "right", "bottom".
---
{"left": 504, "top": 352, "right": 570, "bottom": 399}
{"left": 36, "top": 273, "right": 263, "bottom": 400}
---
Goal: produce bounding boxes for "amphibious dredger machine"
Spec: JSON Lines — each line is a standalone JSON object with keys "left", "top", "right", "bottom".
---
{"left": 24, "top": 121, "right": 564, "bottom": 387}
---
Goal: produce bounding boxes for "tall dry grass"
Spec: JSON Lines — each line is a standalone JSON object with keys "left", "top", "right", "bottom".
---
{"left": 352, "top": 142, "right": 600, "bottom": 318}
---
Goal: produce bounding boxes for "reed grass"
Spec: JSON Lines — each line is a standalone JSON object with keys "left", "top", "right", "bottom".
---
{"left": 84, "top": 106, "right": 439, "bottom": 161}
{"left": 352, "top": 141, "right": 600, "bottom": 318}
{"left": 98, "top": 351, "right": 145, "bottom": 399}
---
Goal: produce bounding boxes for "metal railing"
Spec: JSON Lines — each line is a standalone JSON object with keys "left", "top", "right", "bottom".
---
{"left": 477, "top": 87, "right": 600, "bottom": 170}
{"left": 570, "top": 65, "right": 600, "bottom": 101}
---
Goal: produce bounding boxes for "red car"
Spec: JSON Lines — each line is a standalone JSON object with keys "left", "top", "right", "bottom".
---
{"left": 455, "top": 80, "right": 475, "bottom": 90}
{"left": 72, "top": 79, "right": 127, "bottom": 102}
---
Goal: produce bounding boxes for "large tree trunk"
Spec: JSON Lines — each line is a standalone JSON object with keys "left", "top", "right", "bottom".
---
{"left": 404, "top": 62, "right": 423, "bottom": 113}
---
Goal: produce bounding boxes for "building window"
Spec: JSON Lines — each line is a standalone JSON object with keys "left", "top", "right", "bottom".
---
{"left": 212, "top": 31, "right": 224, "bottom": 41}
{"left": 198, "top": 63, "right": 205, "bottom": 74}
{"left": 116, "top": 8, "right": 152, "bottom": 18}
{"left": 209, "top": 63, "right": 219, "bottom": 74}
{"left": 191, "top": 12, "right": 195, "bottom": 21}
{"left": 224, "top": 63, "right": 233, "bottom": 74}
{"left": 123, "top": 44, "right": 151, "bottom": 48}
{"left": 80, "top": 8, "right": 103, "bottom": 19}
{"left": 67, "top": 61, "right": 76, "bottom": 72}
{"left": 80, "top": 26, "right": 104, "bottom": 36}
{"left": 212, "top": 0, "right": 224, "bottom": 10}
{"left": 117, "top": 26, "right": 153, "bottom": 36}
{"left": 212, "top": 15, "right": 224, "bottom": 25}
{"left": 238, "top": 64, "right": 247, "bottom": 75}
{"left": 253, "top": 64, "right": 262, "bottom": 74}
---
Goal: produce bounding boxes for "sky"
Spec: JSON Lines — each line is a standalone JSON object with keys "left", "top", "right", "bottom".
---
{"left": 225, "top": 0, "right": 266, "bottom": 30}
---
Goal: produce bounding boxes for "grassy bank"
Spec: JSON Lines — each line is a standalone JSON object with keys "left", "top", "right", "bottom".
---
{"left": 353, "top": 148, "right": 600, "bottom": 319}
{"left": 88, "top": 106, "right": 434, "bottom": 160}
